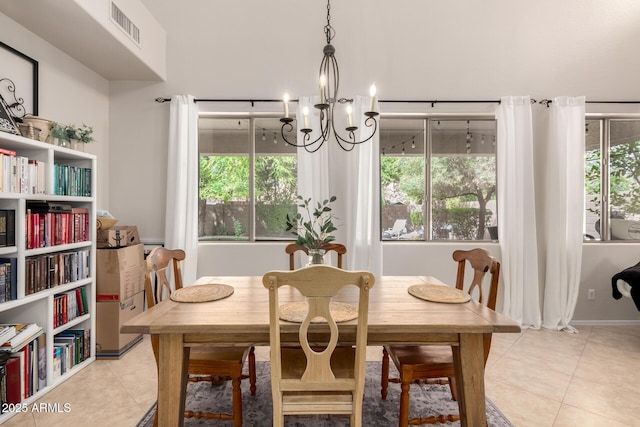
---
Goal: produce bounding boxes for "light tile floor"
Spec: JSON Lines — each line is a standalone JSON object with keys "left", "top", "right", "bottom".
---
{"left": 2, "top": 325, "right": 639, "bottom": 426}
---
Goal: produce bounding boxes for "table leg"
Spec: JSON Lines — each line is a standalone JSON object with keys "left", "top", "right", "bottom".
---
{"left": 452, "top": 333, "right": 486, "bottom": 427}
{"left": 157, "top": 333, "right": 189, "bottom": 427}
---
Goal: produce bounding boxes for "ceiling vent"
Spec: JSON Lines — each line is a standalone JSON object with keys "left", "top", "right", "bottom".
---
{"left": 110, "top": 1, "right": 140, "bottom": 46}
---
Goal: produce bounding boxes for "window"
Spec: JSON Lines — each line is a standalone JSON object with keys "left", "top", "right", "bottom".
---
{"left": 198, "top": 116, "right": 297, "bottom": 241}
{"left": 585, "top": 118, "right": 640, "bottom": 241}
{"left": 380, "top": 117, "right": 497, "bottom": 241}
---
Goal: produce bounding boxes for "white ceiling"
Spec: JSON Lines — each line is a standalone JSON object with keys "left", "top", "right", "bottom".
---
{"left": 0, "top": 0, "right": 164, "bottom": 80}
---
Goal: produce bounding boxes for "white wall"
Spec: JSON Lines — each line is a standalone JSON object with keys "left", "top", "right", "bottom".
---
{"left": 0, "top": 12, "right": 110, "bottom": 209}
{"left": 108, "top": 0, "right": 640, "bottom": 321}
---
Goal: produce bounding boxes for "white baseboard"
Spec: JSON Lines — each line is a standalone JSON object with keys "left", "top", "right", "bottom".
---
{"left": 571, "top": 320, "right": 640, "bottom": 326}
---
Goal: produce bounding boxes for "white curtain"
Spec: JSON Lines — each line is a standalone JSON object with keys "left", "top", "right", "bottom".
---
{"left": 296, "top": 96, "right": 330, "bottom": 200}
{"left": 165, "top": 95, "right": 199, "bottom": 285}
{"left": 542, "top": 96, "right": 585, "bottom": 331}
{"left": 294, "top": 96, "right": 330, "bottom": 267}
{"left": 340, "top": 96, "right": 382, "bottom": 277}
{"left": 496, "top": 96, "right": 542, "bottom": 329}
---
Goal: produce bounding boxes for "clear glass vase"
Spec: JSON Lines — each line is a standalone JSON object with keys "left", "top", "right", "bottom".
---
{"left": 307, "top": 249, "right": 326, "bottom": 266}
{"left": 55, "top": 137, "right": 71, "bottom": 148}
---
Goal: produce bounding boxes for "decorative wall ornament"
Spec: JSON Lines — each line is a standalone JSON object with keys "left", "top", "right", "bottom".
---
{"left": 0, "top": 95, "right": 19, "bottom": 134}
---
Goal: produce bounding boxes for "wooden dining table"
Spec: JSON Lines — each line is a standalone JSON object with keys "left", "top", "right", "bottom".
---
{"left": 121, "top": 275, "right": 520, "bottom": 427}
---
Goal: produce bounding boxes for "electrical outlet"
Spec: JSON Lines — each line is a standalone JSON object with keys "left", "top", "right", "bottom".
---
{"left": 588, "top": 289, "right": 595, "bottom": 300}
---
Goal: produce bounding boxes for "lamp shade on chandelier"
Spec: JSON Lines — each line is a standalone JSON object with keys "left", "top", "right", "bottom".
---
{"left": 280, "top": 0, "right": 379, "bottom": 152}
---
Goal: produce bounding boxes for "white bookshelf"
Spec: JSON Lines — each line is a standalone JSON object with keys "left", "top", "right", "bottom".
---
{"left": 0, "top": 130, "right": 96, "bottom": 422}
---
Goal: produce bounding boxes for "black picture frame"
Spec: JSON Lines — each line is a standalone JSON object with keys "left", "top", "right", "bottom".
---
{"left": 0, "top": 95, "right": 19, "bottom": 134}
{"left": 0, "top": 41, "right": 39, "bottom": 117}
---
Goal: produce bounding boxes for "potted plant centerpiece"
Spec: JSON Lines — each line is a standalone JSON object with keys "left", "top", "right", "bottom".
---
{"left": 286, "top": 195, "right": 338, "bottom": 265}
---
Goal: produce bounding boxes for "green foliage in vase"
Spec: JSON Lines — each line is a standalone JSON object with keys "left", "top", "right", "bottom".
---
{"left": 51, "top": 122, "right": 95, "bottom": 143}
{"left": 285, "top": 195, "right": 338, "bottom": 250}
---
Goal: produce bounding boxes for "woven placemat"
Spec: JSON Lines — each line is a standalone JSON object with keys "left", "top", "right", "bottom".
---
{"left": 279, "top": 301, "right": 358, "bottom": 323}
{"left": 170, "top": 283, "right": 234, "bottom": 303}
{"left": 408, "top": 284, "right": 471, "bottom": 304}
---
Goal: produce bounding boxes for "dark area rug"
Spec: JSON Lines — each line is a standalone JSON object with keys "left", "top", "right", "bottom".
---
{"left": 137, "top": 361, "right": 513, "bottom": 426}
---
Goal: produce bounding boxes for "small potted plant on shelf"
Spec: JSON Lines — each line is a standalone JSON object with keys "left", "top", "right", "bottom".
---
{"left": 285, "top": 195, "right": 338, "bottom": 265}
{"left": 50, "top": 122, "right": 94, "bottom": 150}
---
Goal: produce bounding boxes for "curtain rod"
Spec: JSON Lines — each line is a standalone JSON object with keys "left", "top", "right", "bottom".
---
{"left": 155, "top": 97, "right": 640, "bottom": 107}
{"left": 154, "top": 97, "right": 500, "bottom": 107}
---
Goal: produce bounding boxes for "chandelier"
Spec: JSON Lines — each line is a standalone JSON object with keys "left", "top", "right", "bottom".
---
{"left": 279, "top": 0, "right": 379, "bottom": 152}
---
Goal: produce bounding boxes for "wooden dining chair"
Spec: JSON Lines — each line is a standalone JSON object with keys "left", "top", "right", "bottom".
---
{"left": 262, "top": 265, "right": 375, "bottom": 427}
{"left": 285, "top": 242, "right": 347, "bottom": 270}
{"left": 144, "top": 247, "right": 256, "bottom": 427}
{"left": 380, "top": 248, "right": 500, "bottom": 427}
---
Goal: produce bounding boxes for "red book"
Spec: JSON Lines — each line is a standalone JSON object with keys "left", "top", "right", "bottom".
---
{"left": 5, "top": 356, "right": 21, "bottom": 404}
{"left": 0, "top": 147, "right": 16, "bottom": 156}
{"left": 62, "top": 294, "right": 68, "bottom": 325}
{"left": 20, "top": 345, "right": 29, "bottom": 399}
{"left": 26, "top": 211, "right": 32, "bottom": 249}
{"left": 76, "top": 288, "right": 84, "bottom": 315}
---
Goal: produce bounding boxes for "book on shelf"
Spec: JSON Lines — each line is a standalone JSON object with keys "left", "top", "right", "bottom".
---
{"left": 27, "top": 159, "right": 46, "bottom": 194}
{"left": 54, "top": 164, "right": 92, "bottom": 197}
{"left": 4, "top": 354, "right": 21, "bottom": 404}
{"left": 2, "top": 338, "right": 42, "bottom": 402}
{"left": 25, "top": 205, "right": 89, "bottom": 249}
{"left": 0, "top": 325, "right": 17, "bottom": 347}
{"left": 25, "top": 250, "right": 89, "bottom": 296}
{"left": 0, "top": 259, "right": 16, "bottom": 304}
{"left": 64, "top": 329, "right": 90, "bottom": 365}
{"left": 0, "top": 209, "right": 14, "bottom": 247}
{"left": 0, "top": 264, "right": 5, "bottom": 304}
{"left": 0, "top": 257, "right": 17, "bottom": 302}
{"left": 36, "top": 334, "right": 45, "bottom": 391}
{"left": 0, "top": 149, "right": 48, "bottom": 196}
{"left": 0, "top": 324, "right": 43, "bottom": 353}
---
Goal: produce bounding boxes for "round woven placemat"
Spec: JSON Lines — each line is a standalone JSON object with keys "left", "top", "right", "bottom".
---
{"left": 279, "top": 301, "right": 358, "bottom": 323}
{"left": 408, "top": 284, "right": 471, "bottom": 304}
{"left": 170, "top": 283, "right": 234, "bottom": 303}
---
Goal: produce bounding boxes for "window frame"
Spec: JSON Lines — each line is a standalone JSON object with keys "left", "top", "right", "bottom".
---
{"left": 584, "top": 114, "right": 640, "bottom": 242}
{"left": 198, "top": 112, "right": 297, "bottom": 243}
{"left": 379, "top": 113, "right": 498, "bottom": 242}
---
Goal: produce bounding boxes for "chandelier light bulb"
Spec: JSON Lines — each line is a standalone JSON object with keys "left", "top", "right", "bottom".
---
{"left": 369, "top": 83, "right": 377, "bottom": 112}
{"left": 319, "top": 74, "right": 327, "bottom": 104}
{"left": 346, "top": 104, "right": 353, "bottom": 127}
{"left": 303, "top": 106, "right": 309, "bottom": 129}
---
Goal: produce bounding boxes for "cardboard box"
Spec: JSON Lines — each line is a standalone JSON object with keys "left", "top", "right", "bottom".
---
{"left": 96, "top": 243, "right": 145, "bottom": 300}
{"left": 96, "top": 291, "right": 144, "bottom": 357}
{"left": 97, "top": 225, "right": 140, "bottom": 249}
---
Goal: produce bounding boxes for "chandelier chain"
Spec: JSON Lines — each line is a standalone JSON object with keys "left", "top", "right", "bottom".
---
{"left": 324, "top": 0, "right": 335, "bottom": 44}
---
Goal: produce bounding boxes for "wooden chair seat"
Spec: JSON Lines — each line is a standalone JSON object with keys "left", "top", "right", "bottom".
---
{"left": 145, "top": 247, "right": 256, "bottom": 427}
{"left": 381, "top": 248, "right": 500, "bottom": 427}
{"left": 385, "top": 345, "right": 455, "bottom": 375}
